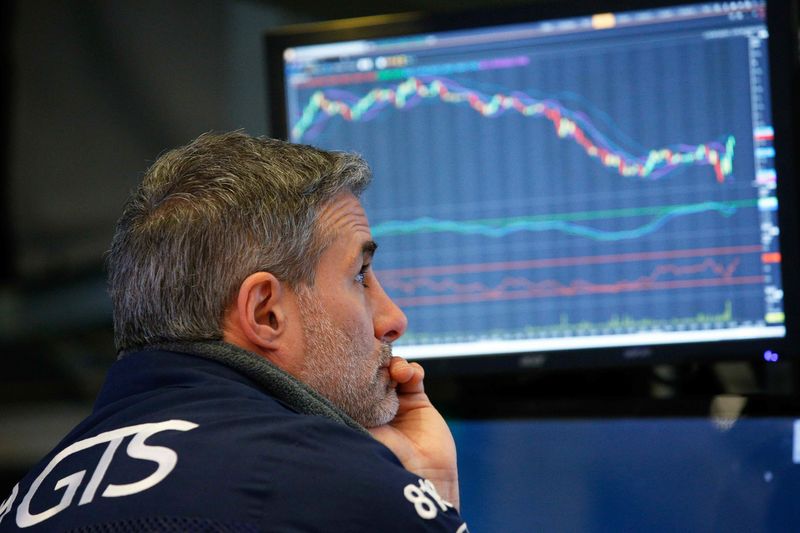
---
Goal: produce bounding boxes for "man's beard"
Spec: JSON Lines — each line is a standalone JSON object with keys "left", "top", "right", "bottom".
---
{"left": 295, "top": 289, "right": 399, "bottom": 428}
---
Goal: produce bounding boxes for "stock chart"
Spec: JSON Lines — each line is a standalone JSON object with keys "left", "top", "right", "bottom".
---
{"left": 284, "top": 9, "right": 783, "bottom": 353}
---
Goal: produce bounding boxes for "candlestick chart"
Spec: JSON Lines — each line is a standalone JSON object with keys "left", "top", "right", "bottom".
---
{"left": 293, "top": 76, "right": 736, "bottom": 184}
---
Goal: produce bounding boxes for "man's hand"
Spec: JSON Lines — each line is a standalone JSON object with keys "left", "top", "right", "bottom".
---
{"left": 368, "top": 357, "right": 460, "bottom": 511}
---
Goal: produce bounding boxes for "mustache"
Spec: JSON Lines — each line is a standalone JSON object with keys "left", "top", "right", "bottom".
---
{"left": 378, "top": 343, "right": 393, "bottom": 367}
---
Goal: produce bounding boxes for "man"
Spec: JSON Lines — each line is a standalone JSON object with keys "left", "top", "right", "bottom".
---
{"left": 0, "top": 132, "right": 467, "bottom": 531}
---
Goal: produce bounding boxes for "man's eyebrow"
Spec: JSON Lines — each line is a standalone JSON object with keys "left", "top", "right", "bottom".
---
{"left": 362, "top": 240, "right": 378, "bottom": 260}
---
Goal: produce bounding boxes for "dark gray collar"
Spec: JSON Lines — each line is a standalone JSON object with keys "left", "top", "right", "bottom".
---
{"left": 122, "top": 340, "right": 369, "bottom": 436}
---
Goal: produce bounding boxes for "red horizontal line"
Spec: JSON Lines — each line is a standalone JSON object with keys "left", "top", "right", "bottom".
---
{"left": 378, "top": 245, "right": 764, "bottom": 278}
{"left": 393, "top": 275, "right": 765, "bottom": 307}
{"left": 296, "top": 71, "right": 377, "bottom": 89}
{"left": 386, "top": 257, "right": 740, "bottom": 295}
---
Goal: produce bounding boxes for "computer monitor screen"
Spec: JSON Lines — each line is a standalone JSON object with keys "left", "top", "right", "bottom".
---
{"left": 266, "top": 0, "right": 798, "bottom": 369}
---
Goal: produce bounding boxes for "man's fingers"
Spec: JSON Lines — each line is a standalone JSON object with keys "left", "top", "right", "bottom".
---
{"left": 389, "top": 357, "right": 425, "bottom": 393}
{"left": 388, "top": 357, "right": 415, "bottom": 383}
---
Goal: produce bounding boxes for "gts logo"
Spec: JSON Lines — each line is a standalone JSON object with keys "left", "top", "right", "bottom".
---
{"left": 0, "top": 420, "right": 198, "bottom": 528}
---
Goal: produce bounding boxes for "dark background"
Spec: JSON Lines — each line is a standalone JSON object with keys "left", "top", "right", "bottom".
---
{"left": 1, "top": 1, "right": 799, "bottom": 527}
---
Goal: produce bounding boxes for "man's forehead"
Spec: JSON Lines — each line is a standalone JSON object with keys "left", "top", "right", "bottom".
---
{"left": 316, "top": 192, "right": 371, "bottom": 235}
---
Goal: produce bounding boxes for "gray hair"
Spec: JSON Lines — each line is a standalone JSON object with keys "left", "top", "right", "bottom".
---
{"left": 107, "top": 131, "right": 371, "bottom": 352}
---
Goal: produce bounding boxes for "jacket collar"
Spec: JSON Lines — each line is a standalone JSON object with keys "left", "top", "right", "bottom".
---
{"left": 120, "top": 340, "right": 369, "bottom": 435}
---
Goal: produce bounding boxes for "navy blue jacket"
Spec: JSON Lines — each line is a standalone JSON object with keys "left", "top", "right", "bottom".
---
{"left": 0, "top": 342, "right": 467, "bottom": 532}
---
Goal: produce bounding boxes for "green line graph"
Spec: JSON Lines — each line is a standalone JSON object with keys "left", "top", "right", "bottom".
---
{"left": 371, "top": 199, "right": 758, "bottom": 241}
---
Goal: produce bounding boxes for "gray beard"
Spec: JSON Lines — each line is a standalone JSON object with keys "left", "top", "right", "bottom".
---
{"left": 296, "top": 290, "right": 399, "bottom": 428}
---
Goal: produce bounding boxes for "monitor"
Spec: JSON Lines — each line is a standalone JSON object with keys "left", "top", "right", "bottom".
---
{"left": 265, "top": 0, "right": 799, "bottom": 371}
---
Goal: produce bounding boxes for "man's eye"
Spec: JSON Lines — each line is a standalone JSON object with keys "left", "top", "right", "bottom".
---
{"left": 356, "top": 265, "right": 371, "bottom": 287}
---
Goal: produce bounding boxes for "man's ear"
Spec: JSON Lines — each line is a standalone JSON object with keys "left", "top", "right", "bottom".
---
{"left": 231, "top": 271, "right": 287, "bottom": 352}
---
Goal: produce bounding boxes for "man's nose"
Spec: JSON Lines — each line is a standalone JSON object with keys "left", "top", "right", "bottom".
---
{"left": 372, "top": 279, "right": 408, "bottom": 343}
